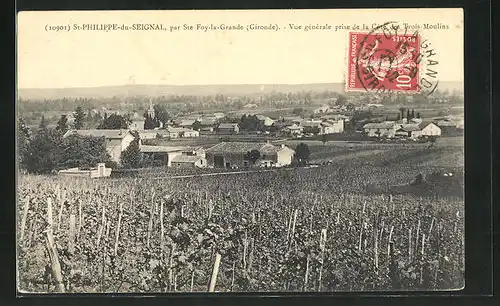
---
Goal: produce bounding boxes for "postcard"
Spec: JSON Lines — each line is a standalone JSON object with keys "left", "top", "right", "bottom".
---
{"left": 16, "top": 8, "right": 464, "bottom": 293}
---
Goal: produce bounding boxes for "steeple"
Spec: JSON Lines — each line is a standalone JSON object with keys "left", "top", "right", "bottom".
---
{"left": 147, "top": 98, "right": 155, "bottom": 119}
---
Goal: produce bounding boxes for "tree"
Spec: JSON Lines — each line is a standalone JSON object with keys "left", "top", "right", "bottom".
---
{"left": 120, "top": 134, "right": 143, "bottom": 168}
{"left": 56, "top": 115, "right": 69, "bottom": 134}
{"left": 321, "top": 133, "right": 328, "bottom": 145}
{"left": 416, "top": 112, "right": 421, "bottom": 119}
{"left": 406, "top": 109, "right": 411, "bottom": 123}
{"left": 346, "top": 103, "right": 355, "bottom": 112}
{"left": 17, "top": 118, "right": 31, "bottom": 168}
{"left": 192, "top": 120, "right": 203, "bottom": 131}
{"left": 73, "top": 106, "right": 86, "bottom": 130}
{"left": 411, "top": 109, "right": 415, "bottom": 119}
{"left": 153, "top": 104, "right": 171, "bottom": 127}
{"left": 244, "top": 149, "right": 261, "bottom": 165}
{"left": 396, "top": 113, "right": 401, "bottom": 121}
{"left": 428, "top": 136, "right": 437, "bottom": 149}
{"left": 336, "top": 95, "right": 348, "bottom": 106}
{"left": 39, "top": 115, "right": 47, "bottom": 130}
{"left": 295, "top": 143, "right": 310, "bottom": 164}
{"left": 59, "top": 135, "right": 115, "bottom": 169}
{"left": 292, "top": 108, "right": 304, "bottom": 116}
{"left": 97, "top": 113, "right": 130, "bottom": 129}
{"left": 23, "top": 128, "right": 62, "bottom": 174}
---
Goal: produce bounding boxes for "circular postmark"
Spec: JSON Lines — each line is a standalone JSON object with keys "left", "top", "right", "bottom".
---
{"left": 347, "top": 21, "right": 439, "bottom": 96}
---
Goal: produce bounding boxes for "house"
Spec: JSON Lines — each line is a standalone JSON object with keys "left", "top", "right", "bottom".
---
{"left": 218, "top": 123, "right": 240, "bottom": 134}
{"left": 396, "top": 124, "right": 422, "bottom": 139}
{"left": 362, "top": 121, "right": 400, "bottom": 138}
{"left": 178, "top": 119, "right": 197, "bottom": 129}
{"left": 205, "top": 142, "right": 295, "bottom": 168}
{"left": 63, "top": 129, "right": 135, "bottom": 164}
{"left": 170, "top": 155, "right": 206, "bottom": 168}
{"left": 320, "top": 119, "right": 344, "bottom": 134}
{"left": 284, "top": 124, "right": 304, "bottom": 137}
{"left": 243, "top": 103, "right": 258, "bottom": 109}
{"left": 213, "top": 112, "right": 226, "bottom": 119}
{"left": 58, "top": 163, "right": 112, "bottom": 178}
{"left": 129, "top": 113, "right": 145, "bottom": 130}
{"left": 140, "top": 145, "right": 189, "bottom": 167}
{"left": 313, "top": 105, "right": 331, "bottom": 115}
{"left": 256, "top": 115, "right": 275, "bottom": 126}
{"left": 300, "top": 121, "right": 323, "bottom": 135}
{"left": 160, "top": 127, "right": 199, "bottom": 139}
{"left": 420, "top": 122, "right": 441, "bottom": 137}
{"left": 137, "top": 130, "right": 158, "bottom": 141}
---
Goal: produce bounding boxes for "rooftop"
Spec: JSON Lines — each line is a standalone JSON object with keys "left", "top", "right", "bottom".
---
{"left": 63, "top": 129, "right": 132, "bottom": 139}
{"left": 140, "top": 145, "right": 188, "bottom": 153}
{"left": 363, "top": 121, "right": 398, "bottom": 129}
{"left": 206, "top": 142, "right": 292, "bottom": 154}
{"left": 171, "top": 155, "right": 203, "bottom": 163}
{"left": 218, "top": 123, "right": 239, "bottom": 128}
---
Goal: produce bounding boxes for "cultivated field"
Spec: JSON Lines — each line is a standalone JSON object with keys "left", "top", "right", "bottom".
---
{"left": 17, "top": 144, "right": 464, "bottom": 293}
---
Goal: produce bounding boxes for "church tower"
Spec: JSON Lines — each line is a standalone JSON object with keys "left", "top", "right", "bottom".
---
{"left": 147, "top": 98, "right": 155, "bottom": 119}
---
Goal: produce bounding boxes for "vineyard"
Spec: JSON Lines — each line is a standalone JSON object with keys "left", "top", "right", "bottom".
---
{"left": 17, "top": 146, "right": 464, "bottom": 293}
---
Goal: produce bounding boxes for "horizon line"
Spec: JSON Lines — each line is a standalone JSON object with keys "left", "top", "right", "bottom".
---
{"left": 18, "top": 81, "right": 464, "bottom": 91}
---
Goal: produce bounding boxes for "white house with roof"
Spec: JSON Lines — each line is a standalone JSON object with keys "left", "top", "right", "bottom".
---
{"left": 205, "top": 142, "right": 295, "bottom": 168}
{"left": 363, "top": 121, "right": 401, "bottom": 138}
{"left": 320, "top": 119, "right": 344, "bottom": 134}
{"left": 420, "top": 122, "right": 441, "bottom": 136}
{"left": 170, "top": 155, "right": 206, "bottom": 168}
{"left": 256, "top": 115, "right": 275, "bottom": 126}
{"left": 160, "top": 127, "right": 199, "bottom": 139}
{"left": 63, "top": 129, "right": 136, "bottom": 164}
{"left": 218, "top": 123, "right": 240, "bottom": 134}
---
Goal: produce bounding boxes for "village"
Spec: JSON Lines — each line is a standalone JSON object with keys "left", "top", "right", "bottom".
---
{"left": 42, "top": 95, "right": 465, "bottom": 178}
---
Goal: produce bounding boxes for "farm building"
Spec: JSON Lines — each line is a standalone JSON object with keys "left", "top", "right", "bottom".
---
{"left": 129, "top": 113, "right": 145, "bottom": 130}
{"left": 170, "top": 155, "right": 206, "bottom": 168}
{"left": 160, "top": 127, "right": 200, "bottom": 139}
{"left": 218, "top": 123, "right": 240, "bottom": 134}
{"left": 320, "top": 119, "right": 344, "bottom": 134}
{"left": 300, "top": 121, "right": 323, "bottom": 134}
{"left": 58, "top": 163, "right": 112, "bottom": 178}
{"left": 256, "top": 115, "right": 275, "bottom": 126}
{"left": 420, "top": 122, "right": 441, "bottom": 136}
{"left": 137, "top": 130, "right": 158, "bottom": 141}
{"left": 140, "top": 145, "right": 189, "bottom": 167}
{"left": 63, "top": 129, "right": 135, "bottom": 164}
{"left": 363, "top": 121, "right": 400, "bottom": 138}
{"left": 205, "top": 142, "right": 295, "bottom": 168}
{"left": 178, "top": 119, "right": 197, "bottom": 129}
{"left": 212, "top": 112, "right": 226, "bottom": 119}
{"left": 313, "top": 105, "right": 332, "bottom": 114}
{"left": 395, "top": 122, "right": 442, "bottom": 138}
{"left": 284, "top": 124, "right": 304, "bottom": 137}
{"left": 396, "top": 124, "right": 422, "bottom": 139}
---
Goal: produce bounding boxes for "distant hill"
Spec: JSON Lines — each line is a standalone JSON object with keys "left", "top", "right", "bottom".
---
{"left": 18, "top": 82, "right": 463, "bottom": 100}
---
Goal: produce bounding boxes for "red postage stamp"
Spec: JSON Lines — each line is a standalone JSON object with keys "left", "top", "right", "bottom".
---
{"left": 346, "top": 30, "right": 421, "bottom": 93}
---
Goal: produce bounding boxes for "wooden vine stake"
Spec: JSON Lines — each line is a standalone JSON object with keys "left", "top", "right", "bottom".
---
{"left": 208, "top": 253, "right": 222, "bottom": 292}
{"left": 68, "top": 214, "right": 76, "bottom": 255}
{"left": 19, "top": 196, "right": 30, "bottom": 245}
{"left": 96, "top": 206, "right": 105, "bottom": 247}
{"left": 113, "top": 202, "right": 123, "bottom": 256}
{"left": 317, "top": 228, "right": 327, "bottom": 291}
{"left": 45, "top": 197, "right": 65, "bottom": 293}
{"left": 77, "top": 199, "right": 83, "bottom": 240}
{"left": 374, "top": 223, "right": 379, "bottom": 272}
{"left": 57, "top": 188, "right": 66, "bottom": 232}
{"left": 387, "top": 225, "right": 394, "bottom": 256}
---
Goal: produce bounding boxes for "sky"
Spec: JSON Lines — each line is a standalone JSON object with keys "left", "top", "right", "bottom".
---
{"left": 17, "top": 9, "right": 464, "bottom": 89}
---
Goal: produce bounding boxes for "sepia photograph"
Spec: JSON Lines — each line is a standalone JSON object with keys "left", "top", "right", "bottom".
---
{"left": 16, "top": 8, "right": 464, "bottom": 293}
